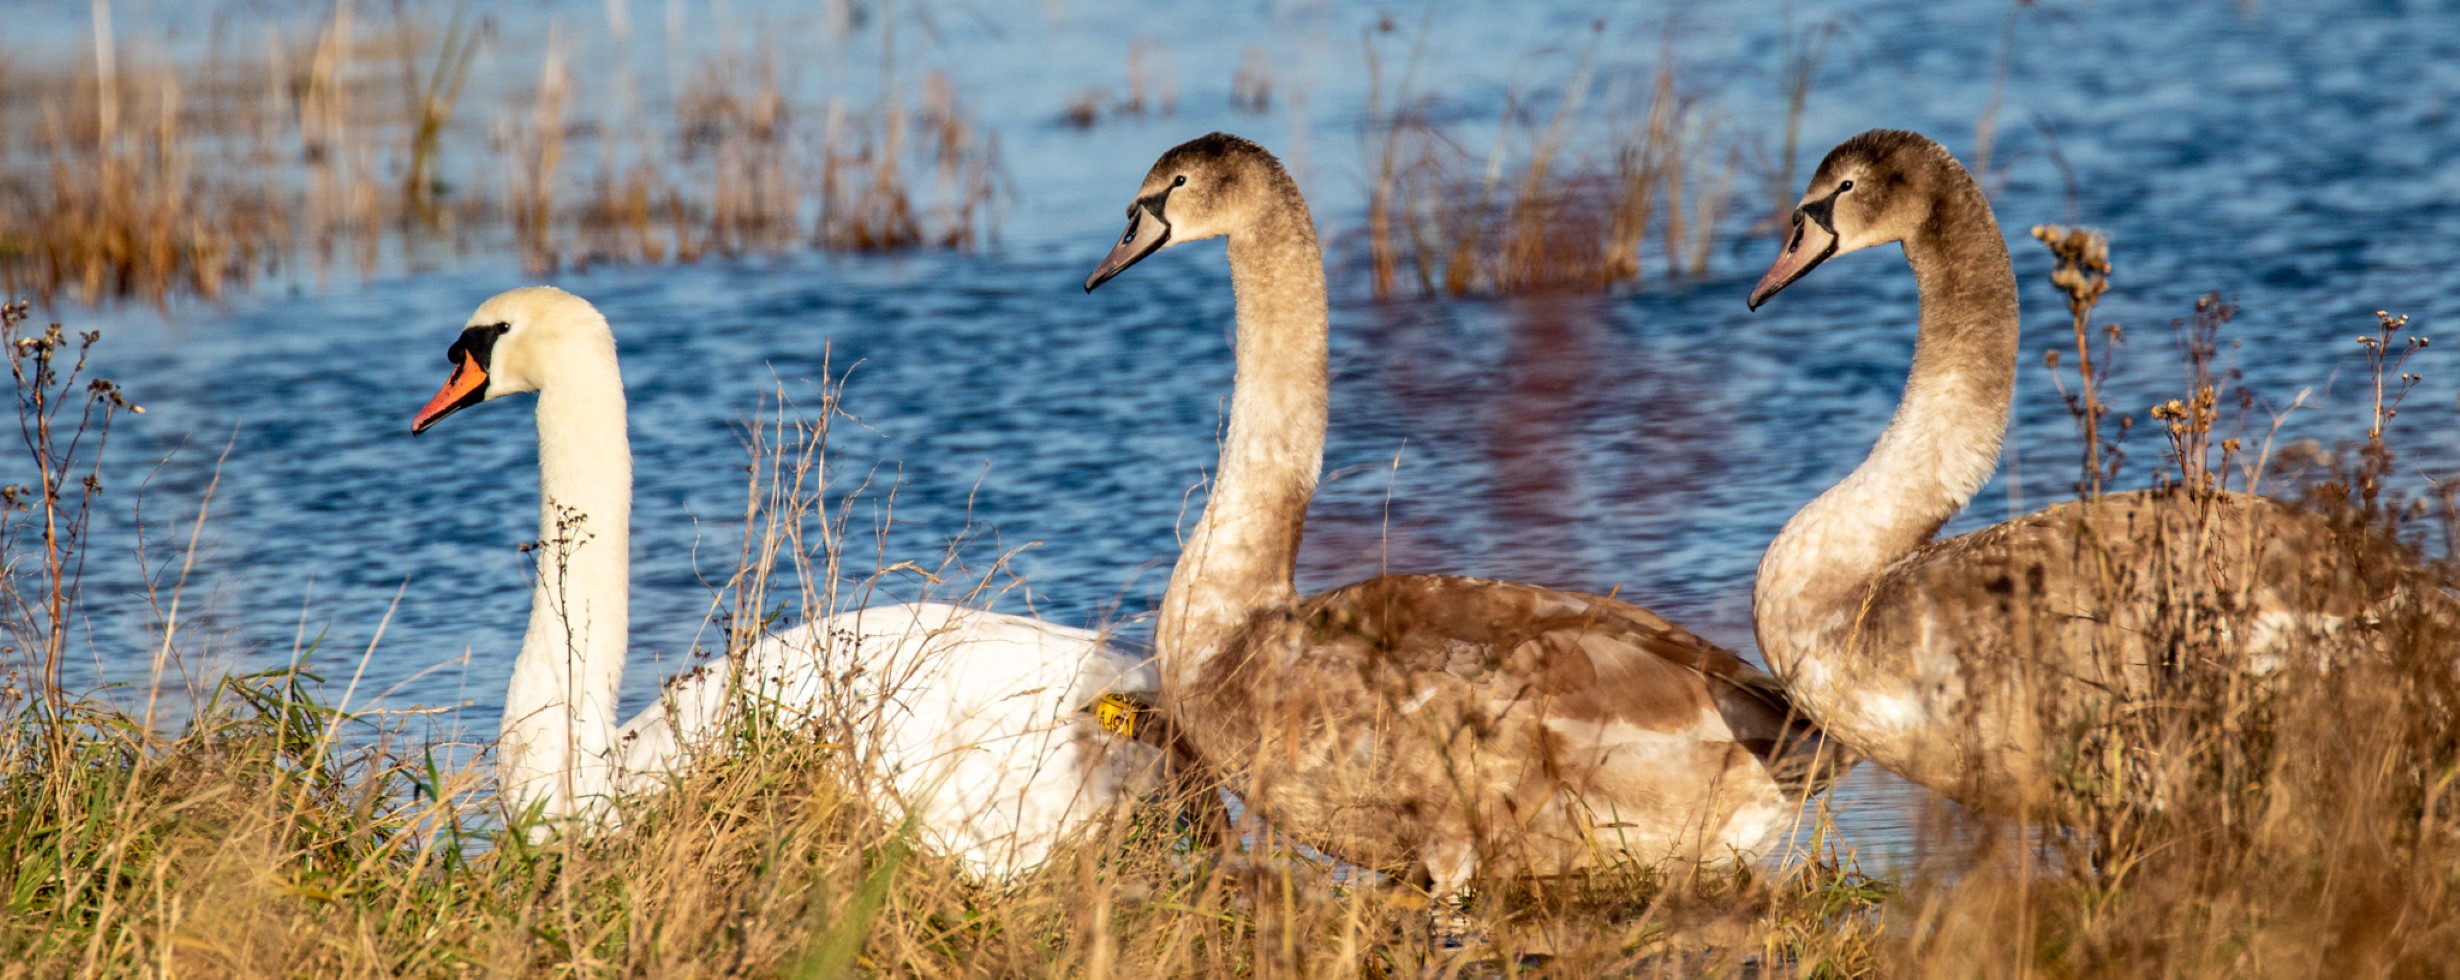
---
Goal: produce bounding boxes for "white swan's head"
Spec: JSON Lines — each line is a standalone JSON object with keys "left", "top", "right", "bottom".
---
{"left": 1084, "top": 132, "right": 1288, "bottom": 291}
{"left": 1748, "top": 129, "right": 1967, "bottom": 310}
{"left": 411, "top": 285, "right": 616, "bottom": 434}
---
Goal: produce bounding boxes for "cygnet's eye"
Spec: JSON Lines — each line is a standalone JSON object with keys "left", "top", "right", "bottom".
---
{"left": 1839, "top": 179, "right": 1856, "bottom": 193}
{"left": 1173, "top": 174, "right": 1188, "bottom": 187}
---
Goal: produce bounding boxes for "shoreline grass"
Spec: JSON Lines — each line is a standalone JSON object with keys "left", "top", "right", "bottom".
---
{"left": 7, "top": 225, "right": 2460, "bottom": 975}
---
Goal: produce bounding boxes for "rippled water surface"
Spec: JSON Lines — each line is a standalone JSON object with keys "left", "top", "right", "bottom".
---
{"left": 38, "top": 0, "right": 2460, "bottom": 863}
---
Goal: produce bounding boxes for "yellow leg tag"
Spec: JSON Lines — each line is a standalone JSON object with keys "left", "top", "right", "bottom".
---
{"left": 1089, "top": 692, "right": 1143, "bottom": 739}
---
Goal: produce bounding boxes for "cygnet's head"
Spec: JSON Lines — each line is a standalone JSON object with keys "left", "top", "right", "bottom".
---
{"left": 1083, "top": 132, "right": 1291, "bottom": 292}
{"left": 1748, "top": 129, "right": 1969, "bottom": 310}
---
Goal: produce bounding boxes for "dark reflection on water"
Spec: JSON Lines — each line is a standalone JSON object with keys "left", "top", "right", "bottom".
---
{"left": 43, "top": 0, "right": 2460, "bottom": 865}
{"left": 1486, "top": 297, "right": 1611, "bottom": 575}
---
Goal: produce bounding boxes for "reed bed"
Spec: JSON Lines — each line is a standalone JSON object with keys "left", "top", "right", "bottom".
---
{"left": 0, "top": 53, "right": 288, "bottom": 307}
{"left": 1359, "top": 20, "right": 1747, "bottom": 299}
{"left": 0, "top": 3, "right": 1006, "bottom": 305}
{"left": 8, "top": 5, "right": 1824, "bottom": 309}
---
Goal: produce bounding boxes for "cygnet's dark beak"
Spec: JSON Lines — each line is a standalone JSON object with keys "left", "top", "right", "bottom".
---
{"left": 1084, "top": 199, "right": 1172, "bottom": 292}
{"left": 1748, "top": 207, "right": 1840, "bottom": 311}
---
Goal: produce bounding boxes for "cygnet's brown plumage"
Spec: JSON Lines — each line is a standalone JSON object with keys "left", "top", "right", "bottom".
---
{"left": 1749, "top": 129, "right": 2452, "bottom": 814}
{"left": 1086, "top": 133, "right": 1845, "bottom": 899}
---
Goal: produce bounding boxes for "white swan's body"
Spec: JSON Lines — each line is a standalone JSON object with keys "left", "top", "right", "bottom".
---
{"left": 412, "top": 286, "right": 1162, "bottom": 877}
{"left": 612, "top": 602, "right": 1160, "bottom": 876}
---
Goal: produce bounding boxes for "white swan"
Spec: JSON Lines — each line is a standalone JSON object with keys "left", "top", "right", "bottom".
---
{"left": 409, "top": 285, "right": 1166, "bottom": 877}
{"left": 1083, "top": 134, "right": 1845, "bottom": 926}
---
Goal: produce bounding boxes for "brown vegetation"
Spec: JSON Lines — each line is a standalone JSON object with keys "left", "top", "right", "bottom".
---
{"left": 0, "top": 4, "right": 1004, "bottom": 305}
{"left": 5, "top": 5, "right": 1837, "bottom": 309}
{"left": 1360, "top": 21, "right": 1745, "bottom": 299}
{"left": 1060, "top": 38, "right": 1179, "bottom": 131}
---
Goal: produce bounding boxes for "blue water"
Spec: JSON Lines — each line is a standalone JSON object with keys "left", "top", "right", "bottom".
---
{"left": 24, "top": 0, "right": 2460, "bottom": 864}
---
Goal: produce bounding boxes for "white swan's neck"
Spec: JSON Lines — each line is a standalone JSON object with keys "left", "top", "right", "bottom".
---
{"left": 501, "top": 357, "right": 632, "bottom": 820}
{"left": 1154, "top": 186, "right": 1329, "bottom": 692}
{"left": 1754, "top": 182, "right": 2019, "bottom": 675}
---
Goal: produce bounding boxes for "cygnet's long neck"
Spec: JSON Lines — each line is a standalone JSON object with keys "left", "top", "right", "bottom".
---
{"left": 501, "top": 350, "right": 632, "bottom": 821}
{"left": 1154, "top": 177, "right": 1330, "bottom": 692}
{"left": 1754, "top": 172, "right": 2018, "bottom": 673}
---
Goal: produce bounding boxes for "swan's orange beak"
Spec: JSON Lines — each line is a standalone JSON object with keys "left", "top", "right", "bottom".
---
{"left": 411, "top": 352, "right": 489, "bottom": 435}
{"left": 1748, "top": 209, "right": 1839, "bottom": 310}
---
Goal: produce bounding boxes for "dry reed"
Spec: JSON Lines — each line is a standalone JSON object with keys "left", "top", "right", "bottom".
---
{"left": 1359, "top": 20, "right": 1748, "bottom": 299}
{"left": 11, "top": 5, "right": 1799, "bottom": 310}
{"left": 1057, "top": 38, "right": 1178, "bottom": 131}
{"left": 0, "top": 3, "right": 1004, "bottom": 307}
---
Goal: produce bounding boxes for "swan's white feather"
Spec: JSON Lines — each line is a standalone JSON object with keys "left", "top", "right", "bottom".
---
{"left": 610, "top": 602, "right": 1164, "bottom": 879}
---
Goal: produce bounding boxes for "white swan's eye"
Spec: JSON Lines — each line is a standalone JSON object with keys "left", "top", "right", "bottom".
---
{"left": 1839, "top": 180, "right": 1856, "bottom": 192}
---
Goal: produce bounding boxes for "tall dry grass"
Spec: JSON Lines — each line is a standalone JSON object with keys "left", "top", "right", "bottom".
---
{"left": 397, "top": 2, "right": 481, "bottom": 223}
